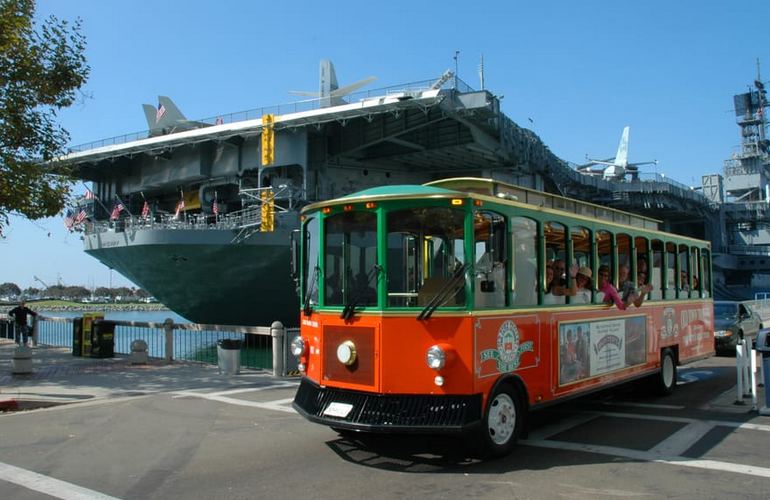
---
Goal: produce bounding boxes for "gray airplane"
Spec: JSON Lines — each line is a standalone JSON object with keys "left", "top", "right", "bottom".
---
{"left": 142, "top": 96, "right": 210, "bottom": 136}
{"left": 578, "top": 126, "right": 657, "bottom": 181}
{"left": 289, "top": 59, "right": 376, "bottom": 108}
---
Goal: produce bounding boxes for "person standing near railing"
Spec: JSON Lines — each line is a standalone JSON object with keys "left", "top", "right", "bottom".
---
{"left": 8, "top": 301, "right": 37, "bottom": 346}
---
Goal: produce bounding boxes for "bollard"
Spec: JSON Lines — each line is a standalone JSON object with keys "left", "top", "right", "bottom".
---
{"left": 130, "top": 339, "right": 149, "bottom": 364}
{"left": 12, "top": 345, "right": 33, "bottom": 374}
{"left": 751, "top": 343, "right": 758, "bottom": 411}
{"left": 164, "top": 318, "right": 174, "bottom": 364}
{"left": 31, "top": 317, "right": 39, "bottom": 347}
{"left": 736, "top": 341, "right": 746, "bottom": 405}
{"left": 742, "top": 339, "right": 752, "bottom": 398}
{"left": 271, "top": 321, "right": 285, "bottom": 377}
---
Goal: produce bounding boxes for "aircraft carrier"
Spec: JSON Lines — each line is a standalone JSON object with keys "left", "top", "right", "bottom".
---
{"left": 58, "top": 61, "right": 736, "bottom": 326}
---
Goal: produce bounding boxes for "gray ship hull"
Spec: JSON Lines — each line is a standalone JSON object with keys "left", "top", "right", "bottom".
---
{"left": 84, "top": 227, "right": 298, "bottom": 326}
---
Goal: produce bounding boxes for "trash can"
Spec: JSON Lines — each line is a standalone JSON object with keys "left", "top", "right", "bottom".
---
{"left": 217, "top": 339, "right": 242, "bottom": 375}
{"left": 72, "top": 317, "right": 84, "bottom": 356}
{"left": 0, "top": 318, "right": 11, "bottom": 339}
{"left": 91, "top": 320, "right": 115, "bottom": 358}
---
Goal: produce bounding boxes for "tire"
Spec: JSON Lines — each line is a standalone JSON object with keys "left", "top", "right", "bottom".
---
{"left": 656, "top": 348, "right": 677, "bottom": 396}
{"left": 478, "top": 382, "right": 523, "bottom": 458}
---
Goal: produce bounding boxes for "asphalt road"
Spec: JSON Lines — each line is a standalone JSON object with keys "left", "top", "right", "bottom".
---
{"left": 2, "top": 354, "right": 769, "bottom": 499}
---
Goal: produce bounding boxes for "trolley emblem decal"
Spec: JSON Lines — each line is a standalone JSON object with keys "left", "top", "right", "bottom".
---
{"left": 480, "top": 320, "right": 533, "bottom": 372}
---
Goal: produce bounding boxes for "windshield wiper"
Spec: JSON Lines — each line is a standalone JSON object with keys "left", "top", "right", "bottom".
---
{"left": 418, "top": 263, "right": 469, "bottom": 321}
{"left": 341, "top": 265, "right": 382, "bottom": 320}
{"left": 303, "top": 266, "right": 320, "bottom": 316}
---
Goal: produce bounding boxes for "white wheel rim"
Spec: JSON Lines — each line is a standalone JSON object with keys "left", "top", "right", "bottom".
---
{"left": 487, "top": 393, "right": 516, "bottom": 445}
{"left": 662, "top": 355, "right": 674, "bottom": 388}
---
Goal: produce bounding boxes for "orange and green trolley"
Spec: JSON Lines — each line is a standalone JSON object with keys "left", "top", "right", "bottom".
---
{"left": 291, "top": 177, "right": 714, "bottom": 456}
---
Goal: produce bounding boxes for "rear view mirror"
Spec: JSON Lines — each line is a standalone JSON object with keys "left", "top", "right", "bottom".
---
{"left": 289, "top": 229, "right": 300, "bottom": 284}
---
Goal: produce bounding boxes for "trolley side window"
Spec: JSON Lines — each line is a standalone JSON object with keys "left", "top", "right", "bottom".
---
{"left": 650, "top": 239, "right": 664, "bottom": 300}
{"left": 570, "top": 225, "right": 593, "bottom": 305}
{"left": 544, "top": 221, "right": 567, "bottom": 305}
{"left": 510, "top": 216, "right": 538, "bottom": 307}
{"left": 474, "top": 211, "right": 508, "bottom": 308}
{"left": 386, "top": 207, "right": 466, "bottom": 308}
{"left": 701, "top": 248, "right": 711, "bottom": 297}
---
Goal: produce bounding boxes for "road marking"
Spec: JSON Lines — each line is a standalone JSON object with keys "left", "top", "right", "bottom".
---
{"left": 172, "top": 391, "right": 297, "bottom": 413}
{"left": 647, "top": 420, "right": 714, "bottom": 456}
{"left": 0, "top": 461, "right": 120, "bottom": 500}
{"left": 677, "top": 370, "right": 715, "bottom": 385}
{"left": 526, "top": 439, "right": 770, "bottom": 479}
{"left": 601, "top": 401, "right": 686, "bottom": 410}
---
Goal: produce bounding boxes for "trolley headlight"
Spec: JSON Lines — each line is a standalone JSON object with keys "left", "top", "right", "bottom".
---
{"left": 290, "top": 335, "right": 306, "bottom": 357}
{"left": 336, "top": 340, "right": 357, "bottom": 366}
{"left": 714, "top": 330, "right": 731, "bottom": 338}
{"left": 426, "top": 345, "right": 446, "bottom": 370}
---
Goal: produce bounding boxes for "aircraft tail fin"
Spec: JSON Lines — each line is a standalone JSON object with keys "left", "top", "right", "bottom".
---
{"left": 615, "top": 126, "right": 630, "bottom": 168}
{"left": 142, "top": 104, "right": 157, "bottom": 129}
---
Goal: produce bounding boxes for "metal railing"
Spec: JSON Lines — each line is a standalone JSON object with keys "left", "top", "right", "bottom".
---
{"left": 20, "top": 316, "right": 299, "bottom": 376}
{"left": 67, "top": 76, "right": 475, "bottom": 153}
{"left": 80, "top": 185, "right": 298, "bottom": 236}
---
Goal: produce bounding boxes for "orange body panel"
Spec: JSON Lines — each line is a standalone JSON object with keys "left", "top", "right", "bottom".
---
{"left": 299, "top": 300, "right": 713, "bottom": 409}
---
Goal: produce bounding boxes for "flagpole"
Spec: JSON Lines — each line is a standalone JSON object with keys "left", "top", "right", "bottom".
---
{"left": 114, "top": 194, "right": 134, "bottom": 217}
{"left": 81, "top": 182, "right": 110, "bottom": 216}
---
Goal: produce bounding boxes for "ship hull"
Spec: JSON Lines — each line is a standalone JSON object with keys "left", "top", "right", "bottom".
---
{"left": 84, "top": 227, "right": 298, "bottom": 326}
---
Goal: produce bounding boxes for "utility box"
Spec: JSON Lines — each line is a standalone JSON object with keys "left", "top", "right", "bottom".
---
{"left": 72, "top": 317, "right": 84, "bottom": 356}
{"left": 81, "top": 313, "right": 104, "bottom": 356}
{"left": 91, "top": 320, "right": 115, "bottom": 358}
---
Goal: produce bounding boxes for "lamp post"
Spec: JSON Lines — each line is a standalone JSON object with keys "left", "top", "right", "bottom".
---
{"left": 454, "top": 50, "right": 459, "bottom": 89}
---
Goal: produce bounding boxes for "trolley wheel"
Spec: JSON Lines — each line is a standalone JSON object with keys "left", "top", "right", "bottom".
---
{"left": 656, "top": 348, "right": 677, "bottom": 396}
{"left": 478, "top": 383, "right": 523, "bottom": 458}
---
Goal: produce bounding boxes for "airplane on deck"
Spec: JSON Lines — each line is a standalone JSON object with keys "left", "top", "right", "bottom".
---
{"left": 289, "top": 59, "right": 376, "bottom": 108}
{"left": 577, "top": 126, "right": 657, "bottom": 181}
{"left": 142, "top": 96, "right": 211, "bottom": 137}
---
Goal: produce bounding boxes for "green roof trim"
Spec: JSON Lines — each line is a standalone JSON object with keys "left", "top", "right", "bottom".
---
{"left": 342, "top": 185, "right": 460, "bottom": 198}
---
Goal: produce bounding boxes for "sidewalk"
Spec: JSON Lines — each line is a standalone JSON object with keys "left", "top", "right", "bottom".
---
{"left": 0, "top": 339, "right": 277, "bottom": 410}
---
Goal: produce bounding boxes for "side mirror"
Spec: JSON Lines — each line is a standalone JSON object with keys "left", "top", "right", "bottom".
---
{"left": 289, "top": 229, "right": 300, "bottom": 284}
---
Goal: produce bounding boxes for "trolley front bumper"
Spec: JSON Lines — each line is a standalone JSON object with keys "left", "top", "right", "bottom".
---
{"left": 292, "top": 378, "right": 482, "bottom": 434}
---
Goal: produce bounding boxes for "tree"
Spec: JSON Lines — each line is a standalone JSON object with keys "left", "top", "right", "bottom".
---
{"left": 0, "top": 282, "right": 21, "bottom": 296}
{"left": 0, "top": 0, "right": 90, "bottom": 235}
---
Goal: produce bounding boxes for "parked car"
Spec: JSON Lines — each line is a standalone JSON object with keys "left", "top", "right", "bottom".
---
{"left": 713, "top": 300, "right": 762, "bottom": 351}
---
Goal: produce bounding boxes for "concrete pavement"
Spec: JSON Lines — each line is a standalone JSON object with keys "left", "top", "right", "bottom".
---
{"left": 0, "top": 339, "right": 278, "bottom": 411}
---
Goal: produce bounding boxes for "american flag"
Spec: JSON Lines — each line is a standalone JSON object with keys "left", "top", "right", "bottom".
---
{"left": 212, "top": 198, "right": 219, "bottom": 215}
{"left": 141, "top": 201, "right": 150, "bottom": 219}
{"left": 74, "top": 208, "right": 87, "bottom": 224}
{"left": 155, "top": 103, "right": 166, "bottom": 123}
{"left": 174, "top": 199, "right": 185, "bottom": 219}
{"left": 84, "top": 189, "right": 96, "bottom": 200}
{"left": 64, "top": 209, "right": 75, "bottom": 229}
{"left": 110, "top": 203, "right": 124, "bottom": 220}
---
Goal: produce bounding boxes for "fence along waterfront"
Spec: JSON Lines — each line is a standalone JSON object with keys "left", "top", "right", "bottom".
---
{"left": 2, "top": 316, "right": 298, "bottom": 375}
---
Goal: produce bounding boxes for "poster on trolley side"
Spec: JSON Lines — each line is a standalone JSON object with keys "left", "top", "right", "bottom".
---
{"left": 559, "top": 316, "right": 646, "bottom": 386}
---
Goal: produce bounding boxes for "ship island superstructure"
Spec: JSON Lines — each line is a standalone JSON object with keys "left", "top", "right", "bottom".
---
{"left": 702, "top": 71, "right": 770, "bottom": 299}
{"left": 60, "top": 61, "right": 715, "bottom": 326}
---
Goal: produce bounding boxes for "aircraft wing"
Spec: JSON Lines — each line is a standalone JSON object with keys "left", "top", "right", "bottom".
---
{"left": 329, "top": 76, "right": 377, "bottom": 97}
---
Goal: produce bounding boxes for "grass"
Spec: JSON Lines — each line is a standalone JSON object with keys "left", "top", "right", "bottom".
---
{"left": 22, "top": 299, "right": 168, "bottom": 310}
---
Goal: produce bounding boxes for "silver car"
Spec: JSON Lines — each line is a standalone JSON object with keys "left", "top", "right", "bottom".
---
{"left": 713, "top": 301, "right": 762, "bottom": 351}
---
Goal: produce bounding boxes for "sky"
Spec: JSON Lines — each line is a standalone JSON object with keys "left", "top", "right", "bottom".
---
{"left": 2, "top": 0, "right": 769, "bottom": 290}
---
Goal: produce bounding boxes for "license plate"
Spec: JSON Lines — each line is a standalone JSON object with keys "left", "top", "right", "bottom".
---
{"left": 323, "top": 402, "right": 353, "bottom": 418}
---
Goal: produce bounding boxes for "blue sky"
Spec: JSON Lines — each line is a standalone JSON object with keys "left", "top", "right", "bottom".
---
{"left": 2, "top": 0, "right": 769, "bottom": 290}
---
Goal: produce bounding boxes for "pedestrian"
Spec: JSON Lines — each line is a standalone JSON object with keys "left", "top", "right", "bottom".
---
{"left": 8, "top": 300, "right": 37, "bottom": 346}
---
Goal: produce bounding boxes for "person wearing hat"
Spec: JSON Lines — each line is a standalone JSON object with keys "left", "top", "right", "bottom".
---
{"left": 559, "top": 264, "right": 592, "bottom": 304}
